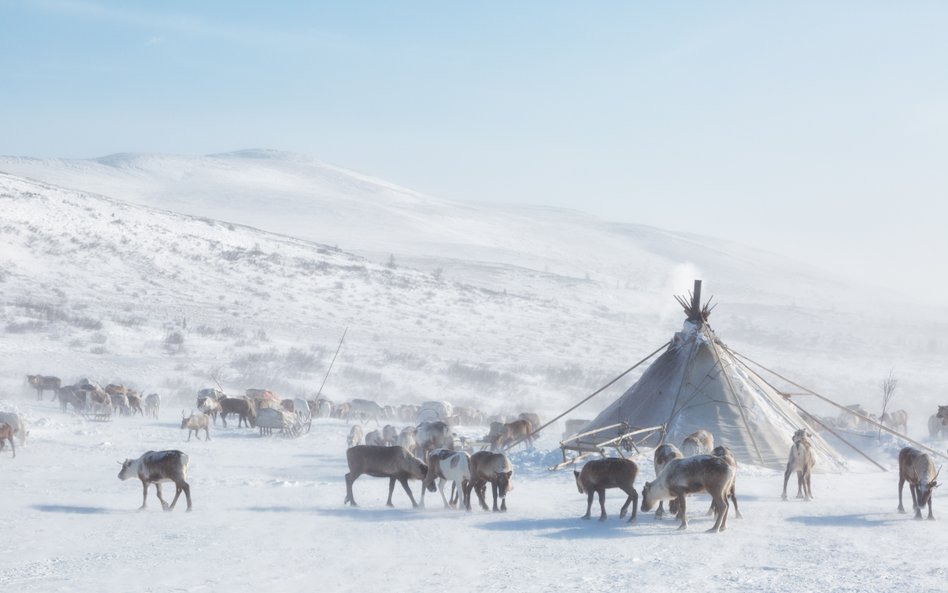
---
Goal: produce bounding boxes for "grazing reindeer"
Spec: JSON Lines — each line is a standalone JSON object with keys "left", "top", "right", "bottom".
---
{"left": 27, "top": 375, "right": 62, "bottom": 401}
{"left": 898, "top": 447, "right": 940, "bottom": 520}
{"left": 782, "top": 429, "right": 815, "bottom": 501}
{"left": 180, "top": 411, "right": 211, "bottom": 442}
{"left": 117, "top": 450, "right": 192, "bottom": 511}
{"left": 652, "top": 443, "right": 683, "bottom": 519}
{"left": 0, "top": 422, "right": 15, "bottom": 458}
{"left": 348, "top": 425, "right": 364, "bottom": 448}
{"left": 681, "top": 429, "right": 714, "bottom": 457}
{"left": 574, "top": 458, "right": 639, "bottom": 522}
{"left": 641, "top": 455, "right": 735, "bottom": 533}
{"left": 465, "top": 451, "right": 514, "bottom": 512}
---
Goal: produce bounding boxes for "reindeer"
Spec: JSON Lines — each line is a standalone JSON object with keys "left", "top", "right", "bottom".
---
{"left": 641, "top": 455, "right": 735, "bottom": 532}
{"left": 489, "top": 419, "right": 533, "bottom": 451}
{"left": 652, "top": 443, "right": 683, "bottom": 519}
{"left": 574, "top": 458, "right": 639, "bottom": 522}
{"left": 781, "top": 429, "right": 815, "bottom": 501}
{"left": 396, "top": 426, "right": 417, "bottom": 456}
{"left": 199, "top": 397, "right": 222, "bottom": 426}
{"left": 898, "top": 447, "right": 940, "bottom": 520}
{"left": 681, "top": 429, "right": 714, "bottom": 457}
{"left": 144, "top": 393, "right": 161, "bottom": 419}
{"left": 181, "top": 411, "right": 211, "bottom": 442}
{"left": 880, "top": 409, "right": 908, "bottom": 434}
{"left": 929, "top": 406, "right": 948, "bottom": 439}
{"left": 709, "top": 445, "right": 742, "bottom": 518}
{"left": 365, "top": 429, "right": 385, "bottom": 447}
{"left": 347, "top": 425, "right": 364, "bottom": 448}
{"left": 416, "top": 421, "right": 453, "bottom": 458}
{"left": 344, "top": 445, "right": 433, "bottom": 508}
{"left": 126, "top": 391, "right": 144, "bottom": 416}
{"left": 56, "top": 386, "right": 84, "bottom": 413}
{"left": 27, "top": 374, "right": 61, "bottom": 401}
{"left": 420, "top": 449, "right": 472, "bottom": 510}
{"left": 0, "top": 422, "right": 15, "bottom": 458}
{"left": 382, "top": 425, "right": 399, "bottom": 446}
{"left": 117, "top": 450, "right": 192, "bottom": 511}
{"left": 465, "top": 451, "right": 514, "bottom": 512}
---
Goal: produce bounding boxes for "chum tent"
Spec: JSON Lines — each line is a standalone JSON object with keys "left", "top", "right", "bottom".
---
{"left": 559, "top": 281, "right": 847, "bottom": 470}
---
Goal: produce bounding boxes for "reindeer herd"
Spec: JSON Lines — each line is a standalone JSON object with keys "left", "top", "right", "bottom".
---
{"left": 6, "top": 375, "right": 947, "bottom": 530}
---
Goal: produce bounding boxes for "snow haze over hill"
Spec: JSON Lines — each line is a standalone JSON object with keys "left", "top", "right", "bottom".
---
{"left": 1, "top": 152, "right": 945, "bottom": 430}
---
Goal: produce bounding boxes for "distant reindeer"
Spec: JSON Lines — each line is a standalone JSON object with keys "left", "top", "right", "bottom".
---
{"left": 782, "top": 429, "right": 815, "bottom": 501}
{"left": 880, "top": 409, "right": 908, "bottom": 434}
{"left": 574, "top": 458, "right": 639, "bottom": 522}
{"left": 181, "top": 411, "right": 211, "bottom": 442}
{"left": 27, "top": 375, "right": 61, "bottom": 401}
{"left": 347, "top": 425, "right": 364, "bottom": 448}
{"left": 929, "top": 406, "right": 948, "bottom": 439}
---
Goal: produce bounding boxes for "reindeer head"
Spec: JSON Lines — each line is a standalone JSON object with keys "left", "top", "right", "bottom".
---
{"left": 640, "top": 481, "right": 655, "bottom": 512}
{"left": 117, "top": 459, "right": 134, "bottom": 480}
{"left": 495, "top": 470, "right": 513, "bottom": 498}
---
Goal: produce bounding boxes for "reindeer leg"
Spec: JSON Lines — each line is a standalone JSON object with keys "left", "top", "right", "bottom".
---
{"left": 796, "top": 471, "right": 806, "bottom": 499}
{"left": 911, "top": 485, "right": 923, "bottom": 520}
{"left": 655, "top": 500, "right": 665, "bottom": 519}
{"left": 619, "top": 487, "right": 632, "bottom": 519}
{"left": 582, "top": 490, "right": 594, "bottom": 519}
{"left": 155, "top": 483, "right": 170, "bottom": 510}
{"left": 386, "top": 476, "right": 397, "bottom": 507}
{"left": 627, "top": 487, "right": 638, "bottom": 523}
{"left": 598, "top": 489, "right": 607, "bottom": 521}
{"left": 926, "top": 498, "right": 934, "bottom": 520}
{"left": 139, "top": 480, "right": 148, "bottom": 510}
{"left": 439, "top": 478, "right": 450, "bottom": 509}
{"left": 182, "top": 481, "right": 192, "bottom": 511}
{"left": 898, "top": 476, "right": 906, "bottom": 513}
{"left": 731, "top": 486, "right": 743, "bottom": 519}
{"left": 782, "top": 465, "right": 792, "bottom": 500}
{"left": 344, "top": 472, "right": 358, "bottom": 506}
{"left": 399, "top": 477, "right": 418, "bottom": 508}
{"left": 676, "top": 494, "right": 688, "bottom": 530}
{"left": 491, "top": 482, "right": 499, "bottom": 512}
{"left": 169, "top": 484, "right": 182, "bottom": 510}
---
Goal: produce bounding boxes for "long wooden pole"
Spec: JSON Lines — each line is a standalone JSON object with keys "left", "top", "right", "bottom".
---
{"left": 316, "top": 327, "right": 348, "bottom": 400}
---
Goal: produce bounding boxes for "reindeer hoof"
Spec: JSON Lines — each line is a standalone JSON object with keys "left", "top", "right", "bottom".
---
{"left": 677, "top": 524, "right": 688, "bottom": 531}
{"left": 897, "top": 507, "right": 905, "bottom": 513}
{"left": 598, "top": 515, "right": 607, "bottom": 522}
{"left": 581, "top": 515, "right": 590, "bottom": 520}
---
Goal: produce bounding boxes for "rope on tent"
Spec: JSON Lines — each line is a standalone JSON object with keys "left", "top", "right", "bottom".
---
{"left": 729, "top": 349, "right": 948, "bottom": 463}
{"left": 501, "top": 340, "right": 672, "bottom": 453}
{"left": 705, "top": 327, "right": 766, "bottom": 466}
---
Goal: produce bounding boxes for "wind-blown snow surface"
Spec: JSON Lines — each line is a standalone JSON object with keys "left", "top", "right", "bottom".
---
{"left": 1, "top": 398, "right": 945, "bottom": 593}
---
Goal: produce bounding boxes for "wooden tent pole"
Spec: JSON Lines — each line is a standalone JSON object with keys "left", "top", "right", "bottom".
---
{"left": 501, "top": 341, "right": 671, "bottom": 452}
{"left": 730, "top": 349, "right": 948, "bottom": 463}
{"left": 315, "top": 326, "right": 347, "bottom": 400}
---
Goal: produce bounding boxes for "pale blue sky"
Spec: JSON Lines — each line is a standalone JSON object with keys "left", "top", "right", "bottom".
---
{"left": 2, "top": 1, "right": 947, "bottom": 301}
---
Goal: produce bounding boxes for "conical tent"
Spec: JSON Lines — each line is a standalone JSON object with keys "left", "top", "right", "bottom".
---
{"left": 573, "top": 286, "right": 846, "bottom": 470}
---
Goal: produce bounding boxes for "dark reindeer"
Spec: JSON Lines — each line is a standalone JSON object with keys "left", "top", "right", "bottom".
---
{"left": 574, "top": 458, "right": 639, "bottom": 522}
{"left": 117, "top": 450, "right": 192, "bottom": 512}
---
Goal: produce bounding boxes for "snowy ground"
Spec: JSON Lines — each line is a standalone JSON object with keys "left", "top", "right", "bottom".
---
{"left": 2, "top": 397, "right": 945, "bottom": 593}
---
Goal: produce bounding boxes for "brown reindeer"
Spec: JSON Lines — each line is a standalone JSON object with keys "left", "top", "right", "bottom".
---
{"left": 641, "top": 455, "right": 735, "bottom": 532}
{"left": 652, "top": 443, "right": 683, "bottom": 519}
{"left": 708, "top": 445, "right": 742, "bottom": 518}
{"left": 344, "top": 445, "right": 433, "bottom": 508}
{"left": 898, "top": 447, "right": 940, "bottom": 520}
{"left": 574, "top": 458, "right": 639, "bottom": 522}
{"left": 782, "top": 429, "right": 815, "bottom": 501}
{"left": 465, "top": 451, "right": 514, "bottom": 512}
{"left": 180, "top": 411, "right": 211, "bottom": 441}
{"left": 489, "top": 419, "right": 533, "bottom": 451}
{"left": 0, "top": 422, "right": 15, "bottom": 458}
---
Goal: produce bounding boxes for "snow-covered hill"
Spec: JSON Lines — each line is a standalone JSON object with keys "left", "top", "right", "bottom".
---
{"left": 0, "top": 156, "right": 945, "bottom": 431}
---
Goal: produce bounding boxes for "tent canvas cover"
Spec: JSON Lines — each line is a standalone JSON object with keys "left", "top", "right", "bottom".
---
{"left": 572, "top": 288, "right": 845, "bottom": 471}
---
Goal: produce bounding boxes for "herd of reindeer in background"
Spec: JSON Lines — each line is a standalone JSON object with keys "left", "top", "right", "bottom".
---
{"left": 3, "top": 375, "right": 946, "bottom": 532}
